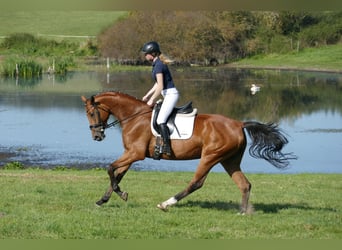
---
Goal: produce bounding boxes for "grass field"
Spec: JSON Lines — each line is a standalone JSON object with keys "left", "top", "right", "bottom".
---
{"left": 0, "top": 169, "right": 340, "bottom": 239}
{"left": 230, "top": 44, "right": 342, "bottom": 72}
{"left": 0, "top": 11, "right": 126, "bottom": 39}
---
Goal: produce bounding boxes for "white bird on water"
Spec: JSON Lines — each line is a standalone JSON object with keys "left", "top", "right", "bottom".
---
{"left": 250, "top": 84, "right": 260, "bottom": 95}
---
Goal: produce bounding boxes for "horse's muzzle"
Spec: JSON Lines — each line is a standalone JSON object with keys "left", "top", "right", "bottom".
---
{"left": 93, "top": 133, "right": 105, "bottom": 141}
{"left": 91, "top": 128, "right": 106, "bottom": 141}
{"left": 89, "top": 123, "right": 106, "bottom": 141}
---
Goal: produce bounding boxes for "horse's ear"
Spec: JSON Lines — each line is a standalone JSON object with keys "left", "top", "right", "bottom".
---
{"left": 81, "top": 96, "right": 87, "bottom": 103}
{"left": 90, "top": 95, "right": 95, "bottom": 105}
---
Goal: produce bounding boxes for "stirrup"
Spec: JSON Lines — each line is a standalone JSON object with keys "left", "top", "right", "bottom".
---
{"left": 162, "top": 143, "right": 171, "bottom": 156}
{"left": 153, "top": 136, "right": 162, "bottom": 160}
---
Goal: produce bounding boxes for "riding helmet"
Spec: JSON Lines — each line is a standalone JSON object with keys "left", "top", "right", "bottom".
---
{"left": 142, "top": 41, "right": 161, "bottom": 55}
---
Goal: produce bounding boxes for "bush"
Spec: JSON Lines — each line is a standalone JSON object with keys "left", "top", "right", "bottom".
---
{"left": 3, "top": 161, "right": 25, "bottom": 170}
{"left": 1, "top": 33, "right": 38, "bottom": 52}
{"left": 0, "top": 33, "right": 93, "bottom": 57}
{"left": 300, "top": 22, "right": 342, "bottom": 47}
{"left": 50, "top": 56, "right": 76, "bottom": 75}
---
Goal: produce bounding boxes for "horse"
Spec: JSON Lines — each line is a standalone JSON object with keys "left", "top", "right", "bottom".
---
{"left": 81, "top": 91, "right": 296, "bottom": 214}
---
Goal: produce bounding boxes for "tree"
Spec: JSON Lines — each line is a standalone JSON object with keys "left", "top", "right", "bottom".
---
{"left": 97, "top": 11, "right": 342, "bottom": 64}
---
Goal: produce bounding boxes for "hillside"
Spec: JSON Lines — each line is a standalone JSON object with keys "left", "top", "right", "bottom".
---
{"left": 0, "top": 11, "right": 341, "bottom": 73}
{"left": 0, "top": 11, "right": 126, "bottom": 39}
{"left": 98, "top": 11, "right": 342, "bottom": 64}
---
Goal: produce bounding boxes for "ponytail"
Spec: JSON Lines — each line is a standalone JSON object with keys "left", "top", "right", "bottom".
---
{"left": 159, "top": 54, "right": 173, "bottom": 65}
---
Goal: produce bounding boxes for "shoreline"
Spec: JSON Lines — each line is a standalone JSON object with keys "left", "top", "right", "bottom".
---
{"left": 224, "top": 63, "right": 342, "bottom": 74}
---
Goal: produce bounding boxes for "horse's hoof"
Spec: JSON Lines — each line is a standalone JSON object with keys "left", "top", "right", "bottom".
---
{"left": 96, "top": 196, "right": 110, "bottom": 206}
{"left": 96, "top": 200, "right": 104, "bottom": 206}
{"left": 121, "top": 192, "right": 128, "bottom": 201}
{"left": 157, "top": 204, "right": 168, "bottom": 212}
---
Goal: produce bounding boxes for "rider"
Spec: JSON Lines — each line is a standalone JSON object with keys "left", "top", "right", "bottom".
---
{"left": 142, "top": 41, "right": 179, "bottom": 156}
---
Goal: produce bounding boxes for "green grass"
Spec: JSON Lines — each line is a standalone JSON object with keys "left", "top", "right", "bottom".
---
{"left": 0, "top": 169, "right": 340, "bottom": 239}
{"left": 0, "top": 11, "right": 126, "bottom": 39}
{"left": 231, "top": 44, "right": 342, "bottom": 72}
{"left": 0, "top": 11, "right": 127, "bottom": 74}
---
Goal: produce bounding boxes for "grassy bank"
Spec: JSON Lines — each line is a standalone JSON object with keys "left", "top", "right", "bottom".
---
{"left": 229, "top": 44, "right": 342, "bottom": 73}
{"left": 0, "top": 169, "right": 340, "bottom": 239}
{"left": 0, "top": 11, "right": 126, "bottom": 76}
{"left": 0, "top": 11, "right": 126, "bottom": 39}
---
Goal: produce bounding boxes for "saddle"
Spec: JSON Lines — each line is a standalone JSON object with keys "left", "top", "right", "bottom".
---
{"left": 151, "top": 100, "right": 197, "bottom": 140}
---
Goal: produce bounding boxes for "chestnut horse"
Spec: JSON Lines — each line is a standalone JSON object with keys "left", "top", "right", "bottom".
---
{"left": 81, "top": 91, "right": 296, "bottom": 214}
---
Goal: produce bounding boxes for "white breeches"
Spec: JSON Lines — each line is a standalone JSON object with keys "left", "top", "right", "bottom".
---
{"left": 157, "top": 88, "right": 179, "bottom": 124}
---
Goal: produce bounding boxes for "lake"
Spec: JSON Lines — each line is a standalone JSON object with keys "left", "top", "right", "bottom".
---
{"left": 0, "top": 67, "right": 341, "bottom": 173}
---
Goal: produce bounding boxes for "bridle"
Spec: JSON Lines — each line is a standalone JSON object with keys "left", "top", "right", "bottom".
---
{"left": 87, "top": 102, "right": 152, "bottom": 132}
{"left": 87, "top": 102, "right": 118, "bottom": 133}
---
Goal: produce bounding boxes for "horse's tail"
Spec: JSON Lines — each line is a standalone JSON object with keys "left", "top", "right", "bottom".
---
{"left": 243, "top": 121, "right": 297, "bottom": 169}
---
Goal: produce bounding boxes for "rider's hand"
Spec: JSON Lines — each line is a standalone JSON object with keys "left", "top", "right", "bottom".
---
{"left": 147, "top": 99, "right": 155, "bottom": 107}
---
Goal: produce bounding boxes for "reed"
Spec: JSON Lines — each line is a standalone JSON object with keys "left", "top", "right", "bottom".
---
{"left": 0, "top": 56, "right": 43, "bottom": 78}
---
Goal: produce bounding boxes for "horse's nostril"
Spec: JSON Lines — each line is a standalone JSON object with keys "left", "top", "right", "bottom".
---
{"left": 94, "top": 134, "right": 105, "bottom": 141}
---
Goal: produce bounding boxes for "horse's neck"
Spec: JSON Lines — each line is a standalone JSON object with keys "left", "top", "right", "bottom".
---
{"left": 100, "top": 94, "right": 147, "bottom": 120}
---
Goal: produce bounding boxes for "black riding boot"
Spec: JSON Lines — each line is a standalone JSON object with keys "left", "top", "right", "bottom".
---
{"left": 158, "top": 123, "right": 171, "bottom": 156}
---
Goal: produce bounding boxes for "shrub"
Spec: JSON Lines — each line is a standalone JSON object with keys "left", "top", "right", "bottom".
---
{"left": 1, "top": 33, "right": 38, "bottom": 52}
{"left": 3, "top": 161, "right": 25, "bottom": 170}
{"left": 0, "top": 33, "right": 92, "bottom": 57}
{"left": 300, "top": 22, "right": 342, "bottom": 47}
{"left": 50, "top": 56, "right": 76, "bottom": 75}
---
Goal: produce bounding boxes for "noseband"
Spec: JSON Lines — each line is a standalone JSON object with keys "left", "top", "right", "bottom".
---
{"left": 87, "top": 103, "right": 119, "bottom": 132}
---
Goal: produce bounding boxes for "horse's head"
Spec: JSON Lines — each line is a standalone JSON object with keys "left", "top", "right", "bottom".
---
{"left": 81, "top": 95, "right": 111, "bottom": 141}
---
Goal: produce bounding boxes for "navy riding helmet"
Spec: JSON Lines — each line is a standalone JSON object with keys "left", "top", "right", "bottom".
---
{"left": 142, "top": 41, "right": 161, "bottom": 55}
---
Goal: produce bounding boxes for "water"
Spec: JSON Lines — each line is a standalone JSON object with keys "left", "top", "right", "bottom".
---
{"left": 0, "top": 68, "right": 341, "bottom": 173}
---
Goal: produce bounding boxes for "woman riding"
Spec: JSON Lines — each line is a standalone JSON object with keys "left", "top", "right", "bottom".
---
{"left": 141, "top": 41, "right": 179, "bottom": 156}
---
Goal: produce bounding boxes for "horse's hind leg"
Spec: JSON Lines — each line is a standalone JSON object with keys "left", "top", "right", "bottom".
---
{"left": 221, "top": 157, "right": 252, "bottom": 214}
{"left": 157, "top": 173, "right": 209, "bottom": 211}
{"left": 157, "top": 157, "right": 215, "bottom": 211}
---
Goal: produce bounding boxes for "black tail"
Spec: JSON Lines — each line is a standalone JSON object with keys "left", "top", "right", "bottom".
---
{"left": 243, "top": 121, "right": 297, "bottom": 169}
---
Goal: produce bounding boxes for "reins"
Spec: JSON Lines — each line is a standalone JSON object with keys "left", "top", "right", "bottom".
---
{"left": 97, "top": 105, "right": 152, "bottom": 129}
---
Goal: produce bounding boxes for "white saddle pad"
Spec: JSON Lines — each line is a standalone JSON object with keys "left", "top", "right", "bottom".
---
{"left": 151, "top": 108, "right": 197, "bottom": 139}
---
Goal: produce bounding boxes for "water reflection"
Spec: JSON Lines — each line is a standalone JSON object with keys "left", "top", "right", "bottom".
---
{"left": 0, "top": 68, "right": 341, "bottom": 173}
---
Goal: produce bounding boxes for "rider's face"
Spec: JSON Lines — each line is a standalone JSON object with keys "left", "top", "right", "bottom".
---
{"left": 145, "top": 53, "right": 154, "bottom": 62}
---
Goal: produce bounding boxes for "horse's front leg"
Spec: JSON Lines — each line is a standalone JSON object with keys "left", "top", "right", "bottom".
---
{"left": 96, "top": 148, "right": 144, "bottom": 206}
{"left": 96, "top": 185, "right": 113, "bottom": 206}
{"left": 96, "top": 165, "right": 128, "bottom": 205}
{"left": 96, "top": 163, "right": 129, "bottom": 205}
{"left": 111, "top": 165, "right": 129, "bottom": 201}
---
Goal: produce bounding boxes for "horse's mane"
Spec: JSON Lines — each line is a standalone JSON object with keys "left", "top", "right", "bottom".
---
{"left": 95, "top": 91, "right": 146, "bottom": 105}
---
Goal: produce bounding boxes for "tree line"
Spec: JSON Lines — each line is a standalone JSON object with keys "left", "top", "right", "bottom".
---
{"left": 98, "top": 11, "right": 342, "bottom": 65}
